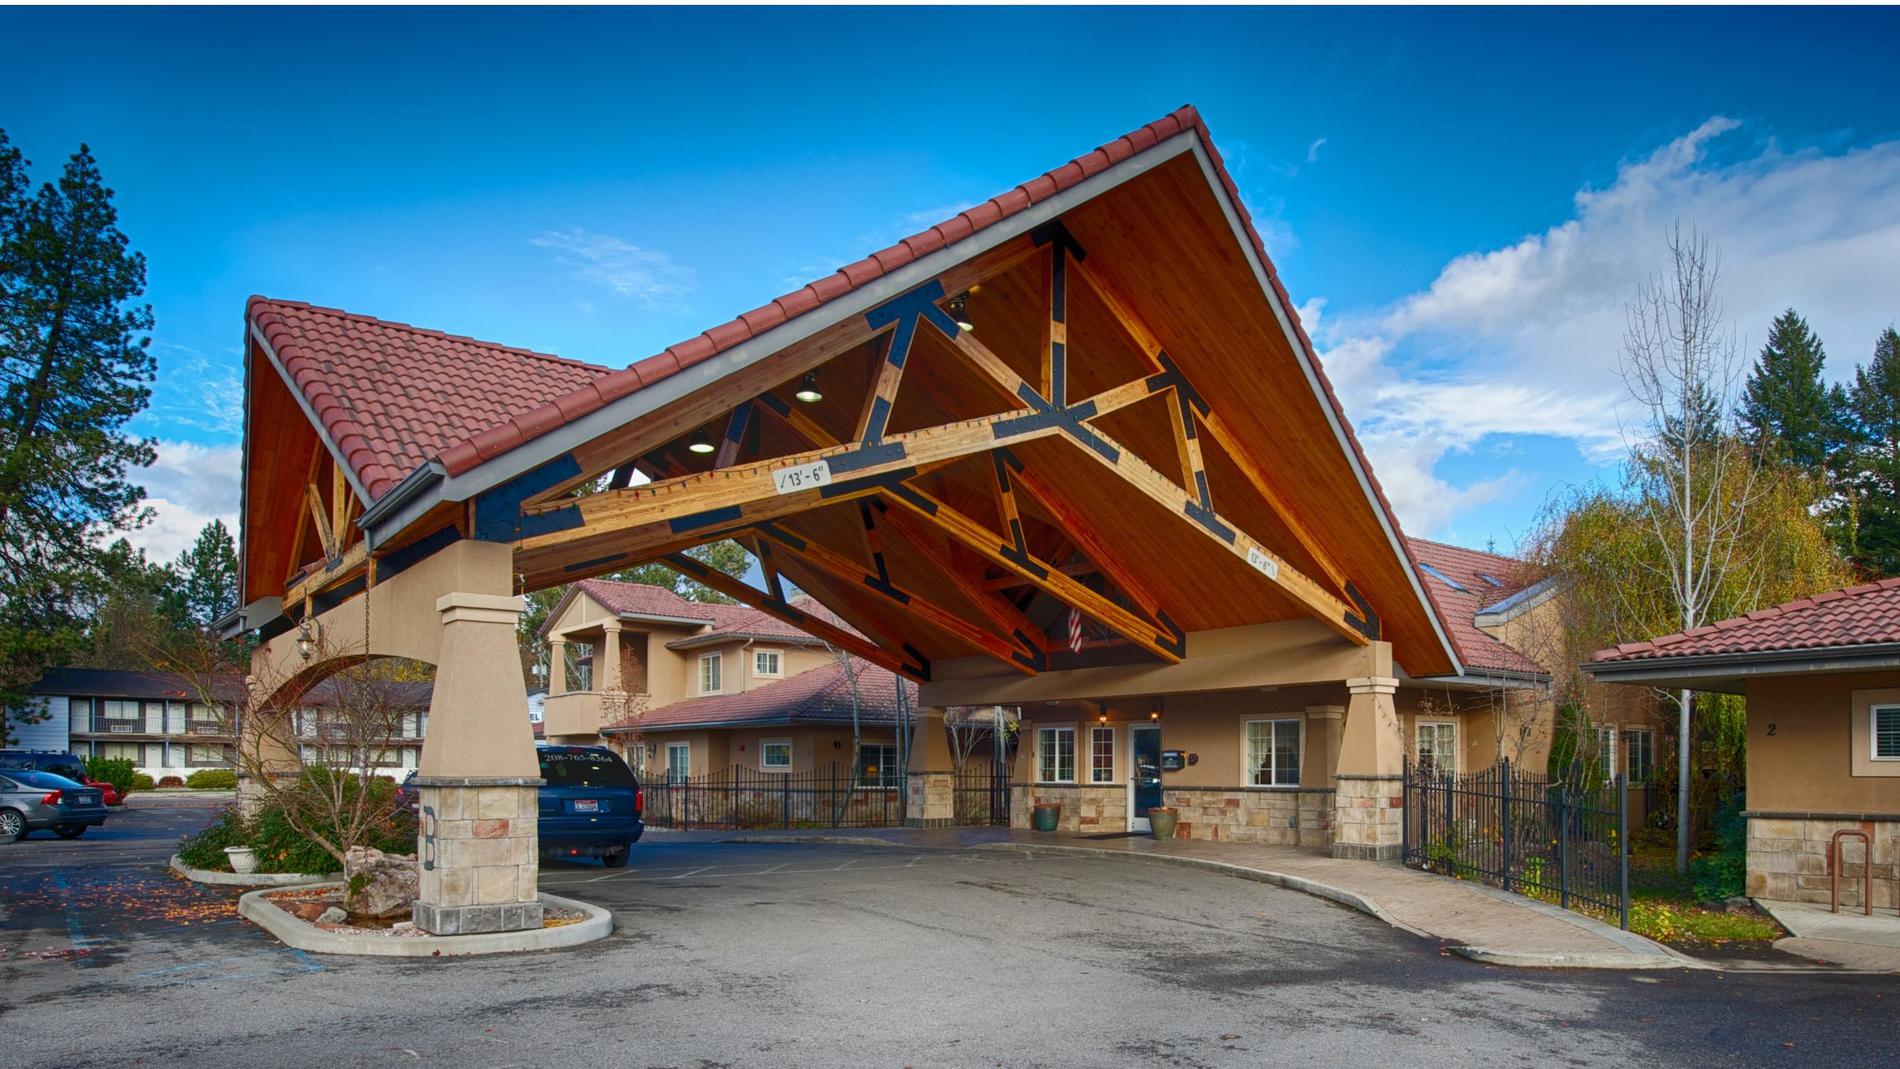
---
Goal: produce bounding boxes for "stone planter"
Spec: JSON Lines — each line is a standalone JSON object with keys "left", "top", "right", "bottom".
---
{"left": 1032, "top": 803, "right": 1062, "bottom": 832}
{"left": 1147, "top": 807, "right": 1180, "bottom": 841}
{"left": 225, "top": 845, "right": 259, "bottom": 874}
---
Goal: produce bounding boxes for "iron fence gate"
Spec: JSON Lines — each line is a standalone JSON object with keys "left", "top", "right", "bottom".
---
{"left": 952, "top": 763, "right": 1011, "bottom": 826}
{"left": 1402, "top": 756, "right": 1629, "bottom": 928}
{"left": 643, "top": 762, "right": 907, "bottom": 830}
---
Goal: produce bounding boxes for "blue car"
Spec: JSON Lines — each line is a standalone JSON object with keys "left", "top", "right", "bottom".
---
{"left": 400, "top": 744, "right": 645, "bottom": 867}
{"left": 537, "top": 744, "right": 644, "bottom": 868}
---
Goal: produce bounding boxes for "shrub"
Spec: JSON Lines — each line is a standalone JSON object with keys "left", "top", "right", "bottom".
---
{"left": 84, "top": 756, "right": 137, "bottom": 794}
{"left": 176, "top": 807, "right": 249, "bottom": 871}
{"left": 158, "top": 775, "right": 185, "bottom": 788}
{"left": 129, "top": 773, "right": 156, "bottom": 792}
{"left": 249, "top": 774, "right": 417, "bottom": 874}
{"left": 1689, "top": 792, "right": 1748, "bottom": 901}
{"left": 186, "top": 768, "right": 238, "bottom": 790}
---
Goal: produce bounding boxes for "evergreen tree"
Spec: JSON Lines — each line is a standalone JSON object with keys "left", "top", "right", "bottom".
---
{"left": 0, "top": 130, "right": 155, "bottom": 724}
{"left": 1850, "top": 328, "right": 1900, "bottom": 574}
{"left": 1739, "top": 308, "right": 1840, "bottom": 471}
{"left": 79, "top": 539, "right": 186, "bottom": 670}
{"left": 174, "top": 518, "right": 239, "bottom": 627}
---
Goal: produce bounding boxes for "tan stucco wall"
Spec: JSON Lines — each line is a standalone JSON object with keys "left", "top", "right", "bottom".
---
{"left": 1745, "top": 671, "right": 1900, "bottom": 816}
{"left": 636, "top": 724, "right": 899, "bottom": 776}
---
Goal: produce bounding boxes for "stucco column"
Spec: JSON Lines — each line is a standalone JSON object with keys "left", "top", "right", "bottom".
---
{"left": 234, "top": 671, "right": 300, "bottom": 818}
{"left": 905, "top": 706, "right": 955, "bottom": 827}
{"left": 596, "top": 621, "right": 628, "bottom": 737}
{"left": 547, "top": 637, "right": 567, "bottom": 697}
{"left": 413, "top": 591, "right": 544, "bottom": 935}
{"left": 1332, "top": 641, "right": 1404, "bottom": 860}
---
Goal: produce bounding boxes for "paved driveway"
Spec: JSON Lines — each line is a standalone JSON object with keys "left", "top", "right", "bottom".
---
{"left": 3, "top": 809, "right": 1896, "bottom": 1068}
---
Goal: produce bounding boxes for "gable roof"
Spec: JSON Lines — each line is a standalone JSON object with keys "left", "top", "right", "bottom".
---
{"left": 602, "top": 658, "right": 914, "bottom": 733}
{"left": 248, "top": 298, "right": 614, "bottom": 501}
{"left": 1405, "top": 538, "right": 1543, "bottom": 677}
{"left": 1592, "top": 578, "right": 1900, "bottom": 664}
{"left": 549, "top": 578, "right": 862, "bottom": 649}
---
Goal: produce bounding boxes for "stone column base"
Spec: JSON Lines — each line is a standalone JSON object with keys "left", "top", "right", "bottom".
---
{"left": 1331, "top": 774, "right": 1403, "bottom": 861}
{"left": 905, "top": 772, "right": 954, "bottom": 828}
{"left": 415, "top": 777, "right": 544, "bottom": 935}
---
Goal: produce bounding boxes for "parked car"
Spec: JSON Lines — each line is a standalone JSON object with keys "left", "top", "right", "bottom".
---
{"left": 0, "top": 749, "right": 121, "bottom": 806}
{"left": 0, "top": 769, "right": 110, "bottom": 842}
{"left": 396, "top": 745, "right": 643, "bottom": 867}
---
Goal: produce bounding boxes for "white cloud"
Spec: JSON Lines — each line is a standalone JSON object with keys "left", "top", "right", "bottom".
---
{"left": 147, "top": 342, "right": 244, "bottom": 437}
{"left": 1306, "top": 137, "right": 1329, "bottom": 165}
{"left": 122, "top": 441, "right": 241, "bottom": 563}
{"left": 1310, "top": 118, "right": 1900, "bottom": 534}
{"left": 531, "top": 228, "right": 695, "bottom": 309}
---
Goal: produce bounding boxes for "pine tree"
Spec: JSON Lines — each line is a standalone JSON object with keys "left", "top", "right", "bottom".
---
{"left": 175, "top": 518, "right": 239, "bottom": 627}
{"left": 0, "top": 131, "right": 156, "bottom": 728}
{"left": 1850, "top": 328, "right": 1900, "bottom": 574}
{"left": 1739, "top": 309, "right": 1840, "bottom": 471}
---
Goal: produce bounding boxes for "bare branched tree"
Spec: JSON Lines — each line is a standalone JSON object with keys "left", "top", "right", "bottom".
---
{"left": 1618, "top": 223, "right": 1761, "bottom": 874}
{"left": 944, "top": 705, "right": 1018, "bottom": 774}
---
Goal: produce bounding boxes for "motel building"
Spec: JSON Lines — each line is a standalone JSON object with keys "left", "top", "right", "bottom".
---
{"left": 225, "top": 106, "right": 1570, "bottom": 936}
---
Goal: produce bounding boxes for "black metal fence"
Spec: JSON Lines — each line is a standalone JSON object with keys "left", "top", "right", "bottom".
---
{"left": 1402, "top": 757, "right": 1629, "bottom": 928}
{"left": 953, "top": 763, "right": 1011, "bottom": 826}
{"left": 643, "top": 762, "right": 907, "bottom": 830}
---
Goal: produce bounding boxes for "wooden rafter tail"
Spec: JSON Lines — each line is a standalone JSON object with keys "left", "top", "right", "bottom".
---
{"left": 875, "top": 476, "right": 1185, "bottom": 664}
{"left": 1066, "top": 252, "right": 1354, "bottom": 595}
{"left": 660, "top": 551, "right": 927, "bottom": 682}
{"left": 751, "top": 521, "right": 1039, "bottom": 675}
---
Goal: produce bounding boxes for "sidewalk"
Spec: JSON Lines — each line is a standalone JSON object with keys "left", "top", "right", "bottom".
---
{"left": 698, "top": 825, "right": 1686, "bottom": 970}
{"left": 1758, "top": 899, "right": 1900, "bottom": 973}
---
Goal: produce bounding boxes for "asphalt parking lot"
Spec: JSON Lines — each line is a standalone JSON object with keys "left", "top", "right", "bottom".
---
{"left": 3, "top": 803, "right": 1897, "bottom": 1068}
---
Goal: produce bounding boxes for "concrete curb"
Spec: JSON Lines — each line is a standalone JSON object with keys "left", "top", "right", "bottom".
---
{"left": 720, "top": 834, "right": 910, "bottom": 849}
{"left": 169, "top": 854, "right": 336, "bottom": 888}
{"left": 237, "top": 883, "right": 614, "bottom": 957}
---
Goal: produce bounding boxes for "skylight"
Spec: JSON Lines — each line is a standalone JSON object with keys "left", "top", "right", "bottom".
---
{"left": 1478, "top": 574, "right": 1507, "bottom": 588}
{"left": 1418, "top": 563, "right": 1472, "bottom": 594}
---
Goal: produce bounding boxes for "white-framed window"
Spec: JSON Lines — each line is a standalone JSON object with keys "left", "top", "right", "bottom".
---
{"left": 68, "top": 698, "right": 89, "bottom": 732}
{"left": 753, "top": 649, "right": 782, "bottom": 677}
{"left": 1037, "top": 726, "right": 1076, "bottom": 783}
{"left": 699, "top": 653, "right": 722, "bottom": 694}
{"left": 1595, "top": 725, "right": 1617, "bottom": 783}
{"left": 665, "top": 742, "right": 691, "bottom": 783}
{"left": 760, "top": 738, "right": 792, "bottom": 770}
{"left": 1089, "top": 726, "right": 1116, "bottom": 784}
{"left": 858, "top": 743, "right": 900, "bottom": 788}
{"left": 1623, "top": 728, "right": 1655, "bottom": 783}
{"left": 1873, "top": 704, "right": 1900, "bottom": 760}
{"left": 1245, "top": 718, "right": 1302, "bottom": 786}
{"left": 1416, "top": 721, "right": 1458, "bottom": 777}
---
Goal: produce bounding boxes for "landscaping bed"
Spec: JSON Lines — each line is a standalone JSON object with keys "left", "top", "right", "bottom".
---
{"left": 260, "top": 884, "right": 587, "bottom": 937}
{"left": 239, "top": 883, "right": 610, "bottom": 956}
{"left": 1624, "top": 837, "right": 1785, "bottom": 951}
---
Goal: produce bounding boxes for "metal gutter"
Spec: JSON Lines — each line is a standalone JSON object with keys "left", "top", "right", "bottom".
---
{"left": 1581, "top": 643, "right": 1900, "bottom": 688}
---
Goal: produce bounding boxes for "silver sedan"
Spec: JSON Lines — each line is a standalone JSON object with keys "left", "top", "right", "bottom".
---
{"left": 0, "top": 770, "right": 108, "bottom": 841}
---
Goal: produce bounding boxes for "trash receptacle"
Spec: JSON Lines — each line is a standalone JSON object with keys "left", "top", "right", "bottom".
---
{"left": 1032, "top": 802, "right": 1061, "bottom": 832}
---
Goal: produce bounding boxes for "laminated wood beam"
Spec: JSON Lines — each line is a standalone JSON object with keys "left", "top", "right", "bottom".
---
{"left": 304, "top": 482, "right": 337, "bottom": 561}
{"left": 869, "top": 500, "right": 1060, "bottom": 664}
{"left": 660, "top": 551, "right": 927, "bottom": 682}
{"left": 870, "top": 479, "right": 1185, "bottom": 663}
{"left": 751, "top": 520, "right": 1039, "bottom": 674}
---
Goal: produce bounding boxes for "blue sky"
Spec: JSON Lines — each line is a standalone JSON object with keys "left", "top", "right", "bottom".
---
{"left": 4, "top": 6, "right": 1898, "bottom": 561}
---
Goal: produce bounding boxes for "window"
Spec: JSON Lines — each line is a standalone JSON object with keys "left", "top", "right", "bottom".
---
{"left": 1245, "top": 719, "right": 1302, "bottom": 786}
{"left": 1418, "top": 562, "right": 1471, "bottom": 593}
{"left": 1416, "top": 721, "right": 1457, "bottom": 777}
{"left": 188, "top": 744, "right": 232, "bottom": 767}
{"left": 1037, "top": 727, "right": 1076, "bottom": 783}
{"left": 699, "top": 653, "right": 722, "bottom": 694}
{"left": 68, "top": 698, "right": 89, "bottom": 732}
{"left": 753, "top": 650, "right": 782, "bottom": 677}
{"left": 665, "top": 742, "right": 691, "bottom": 783}
{"left": 858, "top": 743, "right": 900, "bottom": 788}
{"left": 1623, "top": 729, "right": 1655, "bottom": 783}
{"left": 1089, "top": 726, "right": 1116, "bottom": 784}
{"left": 566, "top": 641, "right": 595, "bottom": 692}
{"left": 1874, "top": 705, "right": 1900, "bottom": 760}
{"left": 1595, "top": 725, "right": 1618, "bottom": 783}
{"left": 760, "top": 738, "right": 792, "bottom": 770}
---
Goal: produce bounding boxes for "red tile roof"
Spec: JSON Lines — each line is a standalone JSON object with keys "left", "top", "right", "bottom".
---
{"left": 1592, "top": 578, "right": 1900, "bottom": 663}
{"left": 248, "top": 298, "right": 614, "bottom": 501}
{"left": 602, "top": 658, "right": 914, "bottom": 732}
{"left": 248, "top": 105, "right": 1460, "bottom": 673}
{"left": 1405, "top": 537, "right": 1543, "bottom": 676}
{"left": 568, "top": 579, "right": 860, "bottom": 645}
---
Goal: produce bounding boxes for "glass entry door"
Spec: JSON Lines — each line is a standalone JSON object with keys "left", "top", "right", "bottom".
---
{"left": 1130, "top": 725, "right": 1162, "bottom": 832}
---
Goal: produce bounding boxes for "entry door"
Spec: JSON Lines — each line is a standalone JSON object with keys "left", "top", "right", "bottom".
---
{"left": 1129, "top": 725, "right": 1162, "bottom": 832}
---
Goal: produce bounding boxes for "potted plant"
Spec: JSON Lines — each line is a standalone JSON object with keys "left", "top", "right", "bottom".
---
{"left": 1147, "top": 807, "right": 1179, "bottom": 841}
{"left": 1032, "top": 802, "right": 1062, "bottom": 832}
{"left": 225, "top": 845, "right": 259, "bottom": 874}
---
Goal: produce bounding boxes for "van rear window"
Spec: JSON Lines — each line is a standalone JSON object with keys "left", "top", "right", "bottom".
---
{"left": 539, "top": 751, "right": 635, "bottom": 789}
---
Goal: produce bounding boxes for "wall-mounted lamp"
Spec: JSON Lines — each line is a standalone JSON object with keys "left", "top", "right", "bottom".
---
{"left": 947, "top": 291, "right": 975, "bottom": 333}
{"left": 1149, "top": 696, "right": 1163, "bottom": 721}
{"left": 687, "top": 428, "right": 716, "bottom": 454}
{"left": 795, "top": 371, "right": 823, "bottom": 403}
{"left": 295, "top": 617, "right": 320, "bottom": 661}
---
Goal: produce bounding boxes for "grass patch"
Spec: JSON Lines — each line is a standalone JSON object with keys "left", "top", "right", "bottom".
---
{"left": 1627, "top": 899, "right": 1782, "bottom": 947}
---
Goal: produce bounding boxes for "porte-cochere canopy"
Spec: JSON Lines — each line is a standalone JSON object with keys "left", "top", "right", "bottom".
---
{"left": 234, "top": 106, "right": 1481, "bottom": 691}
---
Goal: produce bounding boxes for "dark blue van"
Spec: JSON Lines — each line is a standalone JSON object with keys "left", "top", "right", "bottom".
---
{"left": 536, "top": 744, "right": 643, "bottom": 867}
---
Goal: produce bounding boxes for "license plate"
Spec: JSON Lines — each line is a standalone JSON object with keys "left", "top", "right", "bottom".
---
{"left": 573, "top": 799, "right": 599, "bottom": 812}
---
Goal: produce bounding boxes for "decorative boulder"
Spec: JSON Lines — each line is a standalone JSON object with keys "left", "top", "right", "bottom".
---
{"left": 343, "top": 846, "right": 420, "bottom": 920}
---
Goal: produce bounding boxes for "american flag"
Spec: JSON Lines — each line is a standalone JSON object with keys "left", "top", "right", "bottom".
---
{"left": 1066, "top": 607, "right": 1084, "bottom": 653}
